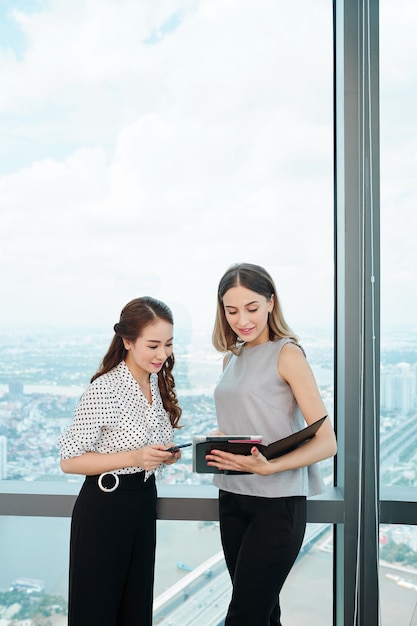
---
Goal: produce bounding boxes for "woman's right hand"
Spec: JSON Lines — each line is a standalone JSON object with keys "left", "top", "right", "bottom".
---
{"left": 130, "top": 445, "right": 175, "bottom": 471}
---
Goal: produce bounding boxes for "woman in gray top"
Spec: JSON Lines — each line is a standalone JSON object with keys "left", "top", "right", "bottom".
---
{"left": 207, "top": 263, "right": 337, "bottom": 626}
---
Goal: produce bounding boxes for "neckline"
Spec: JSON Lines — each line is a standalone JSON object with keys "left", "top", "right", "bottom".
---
{"left": 137, "top": 377, "right": 153, "bottom": 405}
{"left": 122, "top": 362, "right": 154, "bottom": 405}
{"left": 242, "top": 339, "right": 272, "bottom": 350}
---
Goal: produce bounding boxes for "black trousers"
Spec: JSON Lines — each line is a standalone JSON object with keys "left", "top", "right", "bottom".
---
{"left": 68, "top": 472, "right": 157, "bottom": 626}
{"left": 219, "top": 490, "right": 307, "bottom": 626}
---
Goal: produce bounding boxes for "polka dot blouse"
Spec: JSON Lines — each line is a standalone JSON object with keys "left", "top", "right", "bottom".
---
{"left": 58, "top": 360, "right": 174, "bottom": 478}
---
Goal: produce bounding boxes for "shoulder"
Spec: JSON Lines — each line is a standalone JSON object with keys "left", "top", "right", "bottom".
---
{"left": 279, "top": 341, "right": 307, "bottom": 367}
{"left": 278, "top": 341, "right": 311, "bottom": 383}
{"left": 267, "top": 337, "right": 305, "bottom": 359}
{"left": 280, "top": 340, "right": 305, "bottom": 357}
{"left": 94, "top": 362, "right": 131, "bottom": 388}
{"left": 79, "top": 365, "right": 122, "bottom": 402}
{"left": 89, "top": 371, "right": 117, "bottom": 393}
{"left": 78, "top": 379, "right": 113, "bottom": 409}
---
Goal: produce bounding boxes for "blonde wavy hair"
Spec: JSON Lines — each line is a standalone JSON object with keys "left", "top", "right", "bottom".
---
{"left": 212, "top": 263, "right": 299, "bottom": 355}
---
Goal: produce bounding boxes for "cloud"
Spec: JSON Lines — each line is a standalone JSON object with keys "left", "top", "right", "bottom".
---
{"left": 1, "top": 0, "right": 413, "bottom": 333}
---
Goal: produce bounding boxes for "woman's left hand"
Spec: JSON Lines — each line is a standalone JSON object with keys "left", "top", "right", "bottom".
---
{"left": 206, "top": 447, "right": 271, "bottom": 475}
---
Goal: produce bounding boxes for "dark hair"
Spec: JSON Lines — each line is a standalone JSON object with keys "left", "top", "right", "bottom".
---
{"left": 91, "top": 297, "right": 182, "bottom": 427}
{"left": 212, "top": 263, "right": 299, "bottom": 354}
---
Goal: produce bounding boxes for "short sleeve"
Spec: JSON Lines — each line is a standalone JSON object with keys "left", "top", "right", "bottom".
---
{"left": 58, "top": 380, "right": 119, "bottom": 459}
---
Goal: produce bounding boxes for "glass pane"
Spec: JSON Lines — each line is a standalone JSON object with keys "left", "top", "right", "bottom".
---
{"left": 154, "top": 522, "right": 333, "bottom": 625}
{"left": 281, "top": 524, "right": 333, "bottom": 625}
{"left": 379, "top": 524, "right": 417, "bottom": 625}
{"left": 380, "top": 2, "right": 417, "bottom": 623}
{"left": 0, "top": 517, "right": 333, "bottom": 624}
{"left": 154, "top": 520, "right": 225, "bottom": 623}
{"left": 1, "top": 2, "right": 333, "bottom": 620}
{"left": 1, "top": 2, "right": 333, "bottom": 623}
{"left": 380, "top": 0, "right": 417, "bottom": 487}
{"left": 0, "top": 0, "right": 333, "bottom": 486}
{"left": 0, "top": 516, "right": 69, "bottom": 623}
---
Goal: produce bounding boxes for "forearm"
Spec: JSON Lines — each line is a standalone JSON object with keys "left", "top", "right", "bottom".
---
{"left": 266, "top": 432, "right": 337, "bottom": 475}
{"left": 60, "top": 450, "right": 136, "bottom": 475}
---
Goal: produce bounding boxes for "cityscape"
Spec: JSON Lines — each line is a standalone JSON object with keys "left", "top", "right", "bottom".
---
{"left": 0, "top": 327, "right": 417, "bottom": 624}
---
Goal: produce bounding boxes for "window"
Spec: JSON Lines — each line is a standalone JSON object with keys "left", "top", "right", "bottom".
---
{"left": 0, "top": 0, "right": 333, "bottom": 487}
{"left": 380, "top": 1, "right": 417, "bottom": 624}
{"left": 0, "top": 1, "right": 335, "bottom": 623}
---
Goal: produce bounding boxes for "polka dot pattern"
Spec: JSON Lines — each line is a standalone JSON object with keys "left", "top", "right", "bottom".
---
{"left": 58, "top": 361, "right": 173, "bottom": 477}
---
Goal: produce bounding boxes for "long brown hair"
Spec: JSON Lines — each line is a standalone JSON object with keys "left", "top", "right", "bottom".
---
{"left": 212, "top": 263, "right": 299, "bottom": 355}
{"left": 91, "top": 297, "right": 182, "bottom": 428}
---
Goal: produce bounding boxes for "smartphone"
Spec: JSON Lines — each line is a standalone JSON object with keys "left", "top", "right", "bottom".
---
{"left": 166, "top": 442, "right": 193, "bottom": 452}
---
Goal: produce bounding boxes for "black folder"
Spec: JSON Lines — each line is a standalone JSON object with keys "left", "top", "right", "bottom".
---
{"left": 192, "top": 415, "right": 327, "bottom": 474}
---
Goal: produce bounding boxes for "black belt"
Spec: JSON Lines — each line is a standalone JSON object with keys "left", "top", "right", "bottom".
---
{"left": 86, "top": 471, "right": 147, "bottom": 492}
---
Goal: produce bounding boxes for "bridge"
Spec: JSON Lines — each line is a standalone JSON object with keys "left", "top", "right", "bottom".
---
{"left": 153, "top": 523, "right": 330, "bottom": 625}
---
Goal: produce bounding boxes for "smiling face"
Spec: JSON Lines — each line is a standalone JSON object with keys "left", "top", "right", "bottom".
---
{"left": 222, "top": 285, "right": 274, "bottom": 347}
{"left": 123, "top": 318, "right": 173, "bottom": 383}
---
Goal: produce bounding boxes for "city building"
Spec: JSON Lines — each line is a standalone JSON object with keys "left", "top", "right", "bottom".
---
{"left": 381, "top": 364, "right": 416, "bottom": 413}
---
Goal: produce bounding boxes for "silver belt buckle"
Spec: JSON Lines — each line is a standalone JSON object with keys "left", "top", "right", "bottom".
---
{"left": 98, "top": 472, "right": 120, "bottom": 493}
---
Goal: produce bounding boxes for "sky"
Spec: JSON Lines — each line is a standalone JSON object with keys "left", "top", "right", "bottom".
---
{"left": 0, "top": 0, "right": 415, "bottom": 338}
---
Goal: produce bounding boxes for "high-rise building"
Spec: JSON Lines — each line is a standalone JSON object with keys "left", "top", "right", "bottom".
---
{"left": 381, "top": 363, "right": 416, "bottom": 413}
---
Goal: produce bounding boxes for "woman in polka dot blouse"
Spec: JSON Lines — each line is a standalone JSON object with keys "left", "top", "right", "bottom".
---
{"left": 58, "top": 296, "right": 183, "bottom": 626}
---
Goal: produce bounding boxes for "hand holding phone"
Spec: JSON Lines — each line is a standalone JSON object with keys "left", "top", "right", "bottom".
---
{"left": 166, "top": 442, "right": 192, "bottom": 453}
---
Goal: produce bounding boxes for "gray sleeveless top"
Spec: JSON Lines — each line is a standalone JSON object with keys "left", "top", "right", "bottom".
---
{"left": 213, "top": 338, "right": 325, "bottom": 498}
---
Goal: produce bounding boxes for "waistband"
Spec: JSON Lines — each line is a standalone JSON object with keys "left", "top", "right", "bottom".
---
{"left": 85, "top": 471, "right": 149, "bottom": 492}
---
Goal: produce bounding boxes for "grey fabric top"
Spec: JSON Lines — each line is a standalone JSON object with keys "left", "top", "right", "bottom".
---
{"left": 213, "top": 338, "right": 326, "bottom": 498}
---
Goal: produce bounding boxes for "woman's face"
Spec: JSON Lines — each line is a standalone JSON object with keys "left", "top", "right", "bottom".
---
{"left": 123, "top": 318, "right": 173, "bottom": 381}
{"left": 222, "top": 285, "right": 273, "bottom": 347}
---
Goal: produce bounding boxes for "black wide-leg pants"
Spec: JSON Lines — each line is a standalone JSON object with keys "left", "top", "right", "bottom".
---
{"left": 219, "top": 490, "right": 307, "bottom": 626}
{"left": 68, "top": 472, "right": 156, "bottom": 626}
